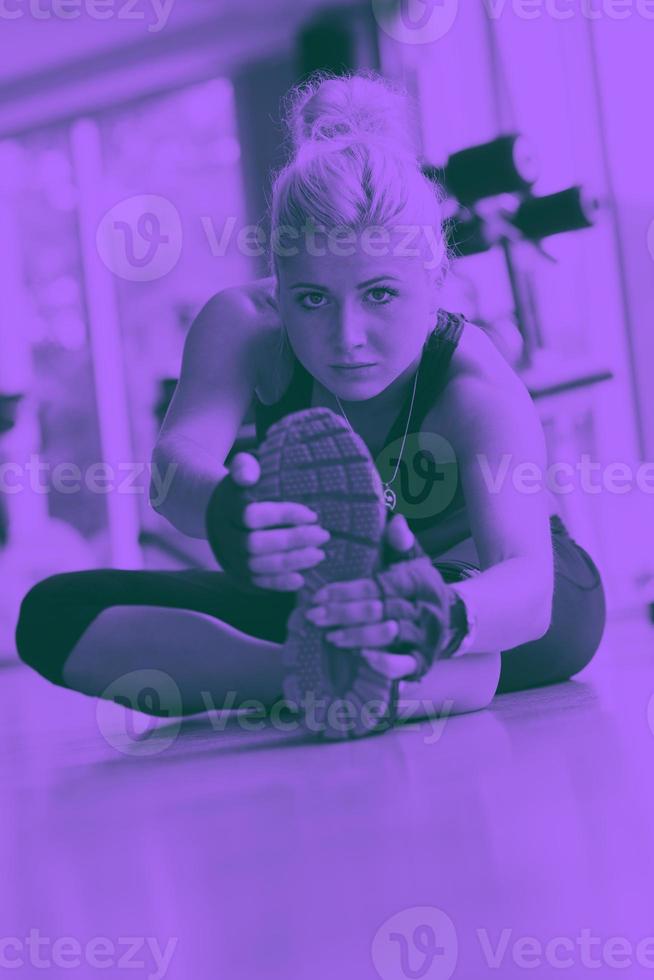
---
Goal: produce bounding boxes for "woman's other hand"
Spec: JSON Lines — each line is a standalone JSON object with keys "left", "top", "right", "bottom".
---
{"left": 304, "top": 514, "right": 433, "bottom": 679}
{"left": 205, "top": 452, "right": 330, "bottom": 592}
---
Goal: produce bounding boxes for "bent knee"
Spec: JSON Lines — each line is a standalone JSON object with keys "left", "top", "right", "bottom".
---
{"left": 561, "top": 629, "right": 603, "bottom": 682}
{"left": 472, "top": 649, "right": 502, "bottom": 708}
{"left": 552, "top": 575, "right": 607, "bottom": 682}
{"left": 15, "top": 573, "right": 96, "bottom": 685}
{"left": 498, "top": 582, "right": 606, "bottom": 693}
{"left": 15, "top": 575, "right": 62, "bottom": 671}
{"left": 399, "top": 648, "right": 501, "bottom": 717}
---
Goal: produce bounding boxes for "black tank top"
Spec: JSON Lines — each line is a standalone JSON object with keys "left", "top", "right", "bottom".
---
{"left": 253, "top": 309, "right": 471, "bottom": 552}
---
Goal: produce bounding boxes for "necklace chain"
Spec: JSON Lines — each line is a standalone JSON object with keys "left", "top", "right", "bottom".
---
{"left": 333, "top": 361, "right": 420, "bottom": 511}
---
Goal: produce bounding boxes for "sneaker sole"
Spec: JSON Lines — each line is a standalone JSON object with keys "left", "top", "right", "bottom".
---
{"left": 244, "top": 406, "right": 397, "bottom": 740}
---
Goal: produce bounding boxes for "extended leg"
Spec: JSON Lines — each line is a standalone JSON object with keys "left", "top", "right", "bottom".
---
{"left": 16, "top": 568, "right": 295, "bottom": 715}
{"left": 16, "top": 567, "right": 502, "bottom": 727}
{"left": 60, "top": 606, "right": 288, "bottom": 715}
{"left": 397, "top": 650, "right": 502, "bottom": 721}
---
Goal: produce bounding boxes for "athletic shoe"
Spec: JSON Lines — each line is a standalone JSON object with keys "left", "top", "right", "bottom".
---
{"left": 244, "top": 406, "right": 405, "bottom": 739}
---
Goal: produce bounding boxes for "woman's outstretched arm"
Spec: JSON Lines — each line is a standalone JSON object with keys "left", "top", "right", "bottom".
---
{"left": 438, "top": 356, "right": 555, "bottom": 652}
{"left": 149, "top": 288, "right": 263, "bottom": 538}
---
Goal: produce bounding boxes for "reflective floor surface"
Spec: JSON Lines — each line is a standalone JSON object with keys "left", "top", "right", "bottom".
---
{"left": 1, "top": 610, "right": 653, "bottom": 979}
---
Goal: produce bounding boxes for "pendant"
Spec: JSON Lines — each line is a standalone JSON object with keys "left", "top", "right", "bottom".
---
{"left": 383, "top": 485, "right": 397, "bottom": 511}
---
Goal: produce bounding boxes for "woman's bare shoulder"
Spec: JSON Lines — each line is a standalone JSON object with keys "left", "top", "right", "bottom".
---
{"left": 231, "top": 277, "right": 294, "bottom": 402}
{"left": 199, "top": 278, "right": 288, "bottom": 398}
{"left": 211, "top": 276, "right": 280, "bottom": 329}
{"left": 444, "top": 321, "right": 560, "bottom": 517}
{"left": 442, "top": 320, "right": 538, "bottom": 421}
{"left": 225, "top": 276, "right": 277, "bottom": 316}
{"left": 450, "top": 319, "right": 521, "bottom": 387}
{"left": 436, "top": 319, "right": 535, "bottom": 437}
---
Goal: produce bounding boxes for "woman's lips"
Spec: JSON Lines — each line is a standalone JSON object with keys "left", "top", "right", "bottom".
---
{"left": 330, "top": 363, "right": 377, "bottom": 373}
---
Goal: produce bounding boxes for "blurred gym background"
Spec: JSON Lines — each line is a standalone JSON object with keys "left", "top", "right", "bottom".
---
{"left": 0, "top": 0, "right": 652, "bottom": 656}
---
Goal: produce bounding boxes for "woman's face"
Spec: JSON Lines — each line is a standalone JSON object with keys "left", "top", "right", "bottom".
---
{"left": 275, "top": 229, "right": 439, "bottom": 403}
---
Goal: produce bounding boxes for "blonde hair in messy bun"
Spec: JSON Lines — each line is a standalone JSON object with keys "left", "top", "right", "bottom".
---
{"left": 268, "top": 69, "right": 450, "bottom": 282}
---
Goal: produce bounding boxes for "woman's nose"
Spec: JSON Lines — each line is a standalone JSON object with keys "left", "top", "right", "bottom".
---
{"left": 331, "top": 306, "right": 367, "bottom": 352}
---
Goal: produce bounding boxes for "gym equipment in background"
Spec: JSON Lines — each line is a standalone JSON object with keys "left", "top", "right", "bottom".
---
{"left": 423, "top": 135, "right": 600, "bottom": 367}
{"left": 440, "top": 133, "right": 539, "bottom": 205}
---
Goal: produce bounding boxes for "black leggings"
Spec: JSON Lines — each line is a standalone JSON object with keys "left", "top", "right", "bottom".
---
{"left": 15, "top": 515, "right": 606, "bottom": 698}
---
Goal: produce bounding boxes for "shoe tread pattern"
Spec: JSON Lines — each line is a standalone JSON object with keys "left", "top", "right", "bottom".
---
{"left": 245, "top": 407, "right": 394, "bottom": 739}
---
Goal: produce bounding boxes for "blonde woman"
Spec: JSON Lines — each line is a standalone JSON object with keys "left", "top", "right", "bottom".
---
{"left": 16, "top": 71, "right": 606, "bottom": 739}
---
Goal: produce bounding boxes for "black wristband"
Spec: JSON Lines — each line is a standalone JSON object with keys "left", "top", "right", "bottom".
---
{"left": 204, "top": 474, "right": 254, "bottom": 587}
{"left": 439, "top": 594, "right": 470, "bottom": 659}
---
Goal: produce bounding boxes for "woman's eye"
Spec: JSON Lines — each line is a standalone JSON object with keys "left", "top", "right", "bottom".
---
{"left": 297, "top": 287, "right": 398, "bottom": 310}
{"left": 367, "top": 287, "right": 398, "bottom": 305}
{"left": 298, "top": 292, "right": 326, "bottom": 310}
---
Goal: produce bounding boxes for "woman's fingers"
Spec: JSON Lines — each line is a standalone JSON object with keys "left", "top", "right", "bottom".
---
{"left": 374, "top": 556, "right": 445, "bottom": 601}
{"left": 384, "top": 513, "right": 416, "bottom": 554}
{"left": 312, "top": 556, "right": 440, "bottom": 606}
{"left": 360, "top": 649, "right": 418, "bottom": 680}
{"left": 312, "top": 577, "right": 380, "bottom": 604}
{"left": 243, "top": 500, "right": 319, "bottom": 530}
{"left": 324, "top": 619, "right": 400, "bottom": 649}
{"left": 248, "top": 546, "right": 326, "bottom": 575}
{"left": 305, "top": 598, "right": 384, "bottom": 627}
{"left": 248, "top": 523, "right": 330, "bottom": 556}
{"left": 229, "top": 452, "right": 261, "bottom": 487}
{"left": 306, "top": 596, "right": 417, "bottom": 628}
{"left": 324, "top": 616, "right": 426, "bottom": 649}
{"left": 251, "top": 572, "right": 305, "bottom": 592}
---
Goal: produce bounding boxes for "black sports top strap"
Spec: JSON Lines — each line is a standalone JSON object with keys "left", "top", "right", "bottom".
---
{"left": 383, "top": 308, "right": 465, "bottom": 450}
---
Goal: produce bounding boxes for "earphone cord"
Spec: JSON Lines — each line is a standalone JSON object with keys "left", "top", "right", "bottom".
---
{"left": 334, "top": 360, "right": 420, "bottom": 488}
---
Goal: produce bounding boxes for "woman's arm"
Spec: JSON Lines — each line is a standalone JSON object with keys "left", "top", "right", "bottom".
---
{"left": 151, "top": 434, "right": 228, "bottom": 539}
{"left": 149, "top": 287, "right": 267, "bottom": 537}
{"left": 449, "top": 557, "right": 551, "bottom": 653}
{"left": 439, "top": 357, "right": 555, "bottom": 653}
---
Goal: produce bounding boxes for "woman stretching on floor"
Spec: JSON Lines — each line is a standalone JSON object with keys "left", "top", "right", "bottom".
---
{"left": 16, "top": 71, "right": 606, "bottom": 739}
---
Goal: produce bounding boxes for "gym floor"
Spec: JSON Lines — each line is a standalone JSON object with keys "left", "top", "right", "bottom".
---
{"left": 2, "top": 609, "right": 653, "bottom": 979}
